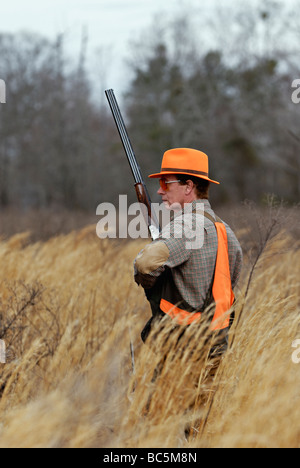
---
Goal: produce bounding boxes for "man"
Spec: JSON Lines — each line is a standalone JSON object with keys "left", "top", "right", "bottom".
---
{"left": 134, "top": 148, "right": 243, "bottom": 358}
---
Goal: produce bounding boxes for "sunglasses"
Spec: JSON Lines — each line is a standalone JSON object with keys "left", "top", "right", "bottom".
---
{"left": 159, "top": 179, "right": 180, "bottom": 191}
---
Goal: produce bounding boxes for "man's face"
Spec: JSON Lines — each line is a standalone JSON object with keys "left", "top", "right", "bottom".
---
{"left": 157, "top": 175, "right": 187, "bottom": 210}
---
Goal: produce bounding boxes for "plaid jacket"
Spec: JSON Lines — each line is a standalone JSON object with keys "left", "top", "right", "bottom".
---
{"left": 134, "top": 199, "right": 243, "bottom": 312}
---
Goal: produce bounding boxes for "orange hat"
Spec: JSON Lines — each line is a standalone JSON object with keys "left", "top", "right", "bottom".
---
{"left": 148, "top": 148, "right": 220, "bottom": 184}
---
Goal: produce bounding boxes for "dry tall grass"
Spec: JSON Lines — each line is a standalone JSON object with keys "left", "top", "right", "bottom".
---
{"left": 0, "top": 208, "right": 299, "bottom": 448}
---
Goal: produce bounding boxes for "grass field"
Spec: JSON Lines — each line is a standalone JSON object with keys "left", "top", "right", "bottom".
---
{"left": 0, "top": 204, "right": 299, "bottom": 448}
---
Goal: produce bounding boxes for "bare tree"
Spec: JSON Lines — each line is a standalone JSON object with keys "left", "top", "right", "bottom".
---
{"left": 124, "top": 1, "right": 300, "bottom": 206}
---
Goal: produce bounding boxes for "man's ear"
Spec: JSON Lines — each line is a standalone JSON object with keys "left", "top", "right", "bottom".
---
{"left": 185, "top": 179, "right": 194, "bottom": 194}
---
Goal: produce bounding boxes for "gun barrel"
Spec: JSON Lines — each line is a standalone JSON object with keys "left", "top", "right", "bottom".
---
{"left": 105, "top": 89, "right": 142, "bottom": 184}
{"left": 105, "top": 88, "right": 160, "bottom": 238}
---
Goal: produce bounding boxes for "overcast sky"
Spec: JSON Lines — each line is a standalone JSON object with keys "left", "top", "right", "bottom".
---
{"left": 1, "top": 0, "right": 201, "bottom": 44}
{"left": 1, "top": 0, "right": 296, "bottom": 97}
{"left": 0, "top": 0, "right": 219, "bottom": 95}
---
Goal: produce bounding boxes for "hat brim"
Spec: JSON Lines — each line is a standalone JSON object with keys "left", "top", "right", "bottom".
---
{"left": 148, "top": 171, "right": 220, "bottom": 185}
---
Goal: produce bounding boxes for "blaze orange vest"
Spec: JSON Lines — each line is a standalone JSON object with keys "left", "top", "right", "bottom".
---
{"left": 160, "top": 213, "right": 235, "bottom": 331}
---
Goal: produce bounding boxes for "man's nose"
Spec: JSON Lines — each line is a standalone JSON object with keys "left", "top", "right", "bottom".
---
{"left": 157, "top": 186, "right": 165, "bottom": 195}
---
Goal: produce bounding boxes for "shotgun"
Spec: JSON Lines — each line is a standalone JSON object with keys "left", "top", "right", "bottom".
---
{"left": 105, "top": 89, "right": 160, "bottom": 240}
